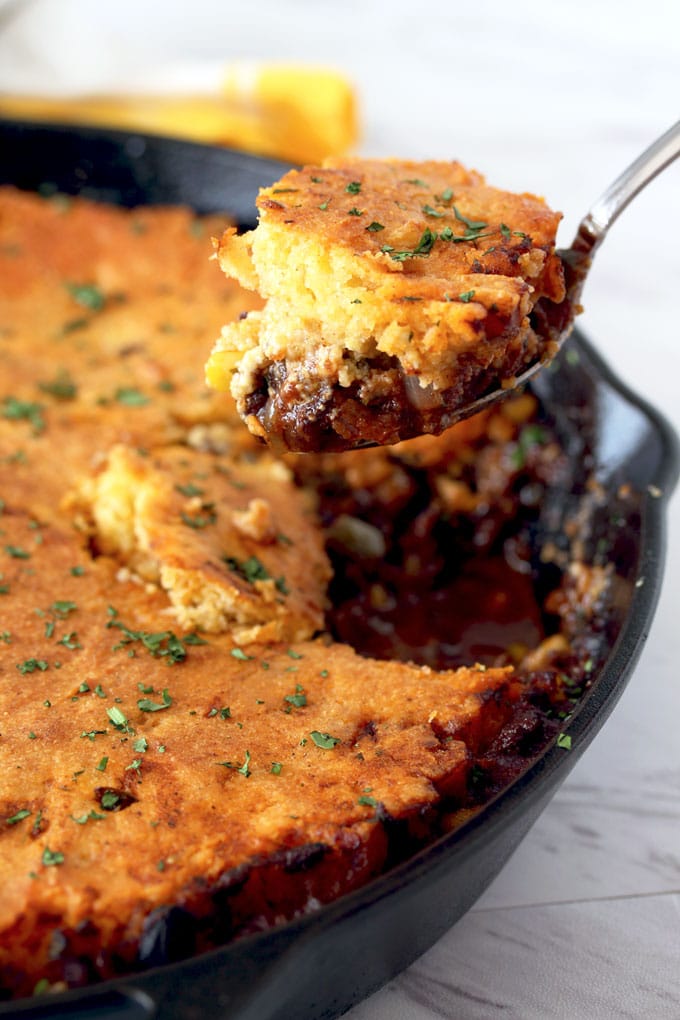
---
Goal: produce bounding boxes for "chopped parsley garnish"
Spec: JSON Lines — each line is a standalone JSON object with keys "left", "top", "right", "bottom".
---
{"left": 41, "top": 847, "right": 64, "bottom": 867}
{"left": 381, "top": 227, "right": 438, "bottom": 262}
{"left": 17, "top": 659, "right": 48, "bottom": 674}
{"left": 347, "top": 207, "right": 364, "bottom": 216}
{"left": 106, "top": 706, "right": 131, "bottom": 731}
{"left": 218, "top": 750, "right": 252, "bottom": 777}
{"left": 70, "top": 565, "right": 85, "bottom": 576}
{"left": 57, "top": 631, "right": 81, "bottom": 649}
{"left": 231, "top": 647, "right": 253, "bottom": 661}
{"left": 284, "top": 684, "right": 307, "bottom": 709}
{"left": 114, "top": 387, "right": 150, "bottom": 407}
{"left": 453, "top": 206, "right": 488, "bottom": 231}
{"left": 175, "top": 482, "right": 205, "bottom": 498}
{"left": 39, "top": 371, "right": 77, "bottom": 401}
{"left": 422, "top": 204, "right": 445, "bottom": 218}
{"left": 180, "top": 504, "right": 217, "bottom": 529}
{"left": 95, "top": 756, "right": 108, "bottom": 772}
{"left": 6, "top": 809, "right": 31, "bottom": 826}
{"left": 71, "top": 810, "right": 105, "bottom": 824}
{"left": 100, "top": 792, "right": 120, "bottom": 810}
{"left": 357, "top": 795, "right": 378, "bottom": 808}
{"left": 365, "top": 221, "right": 385, "bottom": 232}
{"left": 137, "top": 688, "right": 172, "bottom": 712}
{"left": 133, "top": 737, "right": 148, "bottom": 753}
{"left": 270, "top": 762, "right": 283, "bottom": 775}
{"left": 106, "top": 607, "right": 205, "bottom": 663}
{"left": 52, "top": 600, "right": 77, "bottom": 617}
{"left": 403, "top": 178, "right": 429, "bottom": 187}
{"left": 224, "top": 554, "right": 288, "bottom": 596}
{"left": 318, "top": 201, "right": 329, "bottom": 211}
{"left": 557, "top": 733, "right": 572, "bottom": 750}
{"left": 345, "top": 181, "right": 362, "bottom": 194}
{"left": 1, "top": 397, "right": 45, "bottom": 433}
{"left": 500, "top": 223, "right": 511, "bottom": 240}
{"left": 458, "top": 290, "right": 476, "bottom": 303}
{"left": 309, "top": 731, "right": 341, "bottom": 750}
{"left": 66, "top": 282, "right": 105, "bottom": 311}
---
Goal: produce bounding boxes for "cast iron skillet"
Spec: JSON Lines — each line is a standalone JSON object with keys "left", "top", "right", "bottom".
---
{"left": 1, "top": 119, "right": 678, "bottom": 1020}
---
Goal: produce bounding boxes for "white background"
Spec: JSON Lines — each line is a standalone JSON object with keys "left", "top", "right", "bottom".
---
{"left": 1, "top": 1, "right": 679, "bottom": 1016}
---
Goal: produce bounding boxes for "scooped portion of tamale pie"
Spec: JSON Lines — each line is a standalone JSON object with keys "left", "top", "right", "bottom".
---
{"left": 206, "top": 158, "right": 567, "bottom": 452}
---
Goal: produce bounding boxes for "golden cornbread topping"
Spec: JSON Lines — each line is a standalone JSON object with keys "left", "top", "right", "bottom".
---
{"left": 1, "top": 185, "right": 604, "bottom": 1002}
{"left": 207, "top": 158, "right": 566, "bottom": 451}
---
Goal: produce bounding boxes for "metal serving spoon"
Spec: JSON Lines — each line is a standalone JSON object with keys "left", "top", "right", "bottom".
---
{"left": 463, "top": 118, "right": 680, "bottom": 420}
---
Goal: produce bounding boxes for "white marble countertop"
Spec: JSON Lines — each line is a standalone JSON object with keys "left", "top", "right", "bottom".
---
{"left": 1, "top": 1, "right": 679, "bottom": 1017}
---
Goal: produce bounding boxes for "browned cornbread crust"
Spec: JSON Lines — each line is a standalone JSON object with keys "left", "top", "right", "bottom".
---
{"left": 207, "top": 158, "right": 566, "bottom": 450}
{"left": 0, "top": 186, "right": 525, "bottom": 998}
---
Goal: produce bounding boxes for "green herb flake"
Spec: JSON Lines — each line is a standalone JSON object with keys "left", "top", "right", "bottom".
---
{"left": 100, "top": 791, "right": 120, "bottom": 810}
{"left": 458, "top": 290, "right": 476, "bottom": 303}
{"left": 5, "top": 544, "right": 30, "bottom": 559}
{"left": 318, "top": 201, "right": 329, "bottom": 211}
{"left": 224, "top": 554, "right": 271, "bottom": 585}
{"left": 347, "top": 207, "right": 364, "bottom": 216}
{"left": 309, "top": 731, "right": 341, "bottom": 750}
{"left": 422, "top": 204, "right": 445, "bottom": 218}
{"left": 107, "top": 610, "right": 201, "bottom": 664}
{"left": 137, "top": 688, "right": 172, "bottom": 712}
{"left": 218, "top": 750, "right": 252, "bottom": 777}
{"left": 71, "top": 810, "right": 105, "bottom": 824}
{"left": 357, "top": 795, "right": 378, "bottom": 808}
{"left": 6, "top": 809, "right": 31, "bottom": 826}
{"left": 345, "top": 181, "right": 362, "bottom": 194}
{"left": 95, "top": 756, "right": 109, "bottom": 772}
{"left": 114, "top": 387, "right": 150, "bottom": 408}
{"left": 272, "top": 187, "right": 299, "bottom": 194}
{"left": 284, "top": 684, "right": 307, "bottom": 709}
{"left": 38, "top": 371, "right": 77, "bottom": 401}
{"left": 180, "top": 504, "right": 217, "bottom": 529}
{"left": 66, "top": 282, "right": 105, "bottom": 311}
{"left": 51, "top": 600, "right": 77, "bottom": 617}
{"left": 557, "top": 733, "right": 572, "bottom": 750}
{"left": 500, "top": 223, "right": 511, "bottom": 240}
{"left": 270, "top": 762, "right": 283, "bottom": 775}
{"left": 381, "top": 227, "right": 438, "bottom": 262}
{"left": 453, "top": 206, "right": 488, "bottom": 231}
{"left": 365, "top": 221, "right": 385, "bottom": 232}
{"left": 57, "top": 631, "right": 81, "bottom": 650}
{"left": 231, "top": 647, "right": 253, "bottom": 662}
{"left": 41, "top": 847, "right": 64, "bottom": 867}
{"left": 2, "top": 396, "right": 45, "bottom": 433}
{"left": 403, "top": 178, "right": 429, "bottom": 187}
{"left": 106, "top": 706, "right": 130, "bottom": 730}
{"left": 17, "top": 658, "right": 48, "bottom": 675}
{"left": 70, "top": 565, "right": 85, "bottom": 576}
{"left": 175, "top": 482, "right": 205, "bottom": 498}
{"left": 133, "top": 736, "right": 149, "bottom": 753}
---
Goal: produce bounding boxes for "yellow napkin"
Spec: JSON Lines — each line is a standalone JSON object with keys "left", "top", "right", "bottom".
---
{"left": 0, "top": 65, "right": 359, "bottom": 164}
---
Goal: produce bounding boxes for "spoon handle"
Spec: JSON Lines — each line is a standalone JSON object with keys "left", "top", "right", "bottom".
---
{"left": 572, "top": 119, "right": 680, "bottom": 256}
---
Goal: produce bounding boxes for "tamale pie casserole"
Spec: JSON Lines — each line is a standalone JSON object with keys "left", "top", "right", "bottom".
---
{"left": 0, "top": 169, "right": 630, "bottom": 1002}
